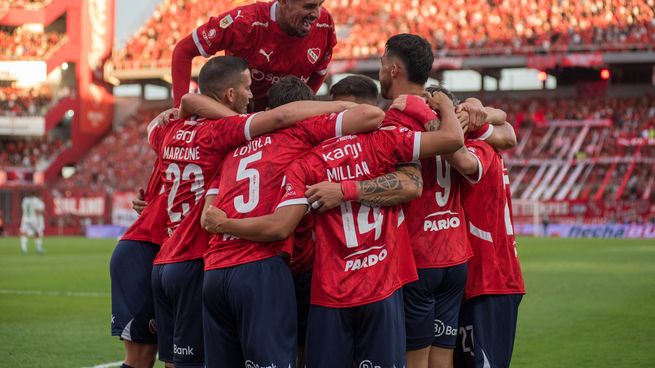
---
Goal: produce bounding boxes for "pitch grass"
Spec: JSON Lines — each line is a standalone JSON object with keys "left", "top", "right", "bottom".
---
{"left": 0, "top": 237, "right": 654, "bottom": 367}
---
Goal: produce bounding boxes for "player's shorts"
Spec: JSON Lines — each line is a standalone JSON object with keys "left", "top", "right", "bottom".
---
{"left": 304, "top": 289, "right": 406, "bottom": 368}
{"left": 20, "top": 220, "right": 43, "bottom": 237}
{"left": 203, "top": 256, "right": 297, "bottom": 368}
{"left": 152, "top": 259, "right": 205, "bottom": 367}
{"left": 294, "top": 269, "right": 312, "bottom": 347}
{"left": 110, "top": 240, "right": 159, "bottom": 344}
{"left": 404, "top": 263, "right": 468, "bottom": 350}
{"left": 454, "top": 294, "right": 523, "bottom": 368}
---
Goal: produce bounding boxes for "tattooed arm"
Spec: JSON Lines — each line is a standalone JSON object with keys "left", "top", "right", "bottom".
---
{"left": 304, "top": 163, "right": 423, "bottom": 212}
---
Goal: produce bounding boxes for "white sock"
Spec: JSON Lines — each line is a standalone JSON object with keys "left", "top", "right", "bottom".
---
{"left": 21, "top": 236, "right": 28, "bottom": 253}
{"left": 35, "top": 238, "right": 43, "bottom": 252}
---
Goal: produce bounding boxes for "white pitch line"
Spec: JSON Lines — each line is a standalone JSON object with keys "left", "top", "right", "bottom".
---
{"left": 81, "top": 360, "right": 123, "bottom": 368}
{"left": 0, "top": 289, "right": 110, "bottom": 298}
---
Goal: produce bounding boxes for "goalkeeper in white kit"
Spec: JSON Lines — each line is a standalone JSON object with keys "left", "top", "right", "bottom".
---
{"left": 20, "top": 194, "right": 45, "bottom": 254}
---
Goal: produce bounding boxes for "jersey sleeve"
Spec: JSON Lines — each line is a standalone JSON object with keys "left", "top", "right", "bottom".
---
{"left": 276, "top": 160, "right": 312, "bottom": 209}
{"left": 462, "top": 139, "right": 497, "bottom": 184}
{"left": 191, "top": 6, "right": 254, "bottom": 57}
{"left": 210, "top": 113, "right": 257, "bottom": 148}
{"left": 147, "top": 123, "right": 167, "bottom": 152}
{"left": 295, "top": 112, "right": 345, "bottom": 146}
{"left": 205, "top": 171, "right": 221, "bottom": 198}
{"left": 465, "top": 123, "right": 494, "bottom": 141}
{"left": 389, "top": 127, "right": 422, "bottom": 164}
{"left": 313, "top": 11, "right": 337, "bottom": 78}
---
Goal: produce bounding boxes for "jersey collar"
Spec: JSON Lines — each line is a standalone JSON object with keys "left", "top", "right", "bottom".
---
{"left": 270, "top": 1, "right": 278, "bottom": 22}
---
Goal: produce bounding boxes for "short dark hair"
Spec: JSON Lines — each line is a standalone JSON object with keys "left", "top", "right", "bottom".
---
{"left": 385, "top": 34, "right": 434, "bottom": 85}
{"left": 198, "top": 56, "right": 249, "bottom": 98}
{"left": 426, "top": 84, "right": 460, "bottom": 106}
{"left": 266, "top": 76, "right": 315, "bottom": 108}
{"left": 330, "top": 75, "right": 378, "bottom": 104}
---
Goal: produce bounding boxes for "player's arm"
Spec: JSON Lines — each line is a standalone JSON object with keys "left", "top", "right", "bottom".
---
{"left": 179, "top": 93, "right": 238, "bottom": 119}
{"left": 418, "top": 92, "right": 465, "bottom": 158}
{"left": 248, "top": 100, "right": 356, "bottom": 138}
{"left": 460, "top": 99, "right": 517, "bottom": 150}
{"left": 305, "top": 163, "right": 423, "bottom": 211}
{"left": 444, "top": 146, "right": 480, "bottom": 181}
{"left": 339, "top": 104, "right": 385, "bottom": 134}
{"left": 171, "top": 34, "right": 202, "bottom": 107}
{"left": 203, "top": 205, "right": 307, "bottom": 242}
{"left": 483, "top": 120, "right": 517, "bottom": 150}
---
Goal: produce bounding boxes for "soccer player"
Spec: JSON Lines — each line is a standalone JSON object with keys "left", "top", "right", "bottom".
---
{"left": 196, "top": 75, "right": 383, "bottom": 367}
{"left": 446, "top": 134, "right": 526, "bottom": 368}
{"left": 149, "top": 56, "right": 355, "bottom": 368}
{"left": 19, "top": 192, "right": 45, "bottom": 255}
{"left": 172, "top": 0, "right": 336, "bottom": 111}
{"left": 203, "top": 90, "right": 464, "bottom": 368}
{"left": 330, "top": 74, "right": 380, "bottom": 105}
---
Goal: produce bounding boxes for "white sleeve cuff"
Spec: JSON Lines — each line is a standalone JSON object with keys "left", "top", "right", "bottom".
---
{"left": 477, "top": 124, "right": 494, "bottom": 141}
{"left": 462, "top": 153, "right": 483, "bottom": 184}
{"left": 412, "top": 132, "right": 421, "bottom": 162}
{"left": 276, "top": 198, "right": 309, "bottom": 209}
{"left": 244, "top": 113, "right": 258, "bottom": 141}
{"left": 335, "top": 111, "right": 345, "bottom": 137}
{"left": 205, "top": 188, "right": 219, "bottom": 197}
{"left": 192, "top": 28, "right": 210, "bottom": 58}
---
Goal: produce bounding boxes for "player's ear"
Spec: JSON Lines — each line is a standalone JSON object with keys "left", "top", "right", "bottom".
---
{"left": 224, "top": 87, "right": 235, "bottom": 105}
{"left": 390, "top": 62, "right": 400, "bottom": 79}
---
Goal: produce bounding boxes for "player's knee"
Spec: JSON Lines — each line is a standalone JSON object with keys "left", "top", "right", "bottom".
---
{"left": 428, "top": 346, "right": 454, "bottom": 368}
{"left": 406, "top": 347, "right": 431, "bottom": 368}
{"left": 125, "top": 342, "right": 157, "bottom": 368}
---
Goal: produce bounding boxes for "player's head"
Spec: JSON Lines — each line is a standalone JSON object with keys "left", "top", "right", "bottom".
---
{"left": 267, "top": 76, "right": 315, "bottom": 108}
{"left": 379, "top": 34, "right": 434, "bottom": 99}
{"left": 278, "top": 0, "right": 323, "bottom": 37}
{"left": 198, "top": 56, "right": 253, "bottom": 114}
{"left": 330, "top": 75, "right": 379, "bottom": 105}
{"left": 426, "top": 84, "right": 459, "bottom": 107}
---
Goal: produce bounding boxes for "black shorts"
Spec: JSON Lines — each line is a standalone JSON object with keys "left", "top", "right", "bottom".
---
{"left": 110, "top": 240, "right": 159, "bottom": 344}
{"left": 294, "top": 269, "right": 312, "bottom": 347}
{"left": 454, "top": 294, "right": 523, "bottom": 368}
{"left": 203, "top": 256, "right": 297, "bottom": 368}
{"left": 403, "top": 263, "right": 468, "bottom": 350}
{"left": 152, "top": 259, "right": 205, "bottom": 367}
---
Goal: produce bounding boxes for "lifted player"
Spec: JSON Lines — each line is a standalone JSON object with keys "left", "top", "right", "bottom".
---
{"left": 172, "top": 0, "right": 336, "bottom": 111}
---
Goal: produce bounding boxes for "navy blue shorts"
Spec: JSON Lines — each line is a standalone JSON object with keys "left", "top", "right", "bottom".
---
{"left": 454, "top": 294, "right": 523, "bottom": 368}
{"left": 110, "top": 240, "right": 159, "bottom": 344}
{"left": 304, "top": 289, "right": 406, "bottom": 368}
{"left": 404, "top": 263, "right": 468, "bottom": 350}
{"left": 294, "top": 269, "right": 312, "bottom": 347}
{"left": 152, "top": 259, "right": 205, "bottom": 367}
{"left": 203, "top": 256, "right": 297, "bottom": 368}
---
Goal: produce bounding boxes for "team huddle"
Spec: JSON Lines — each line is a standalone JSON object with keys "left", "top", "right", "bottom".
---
{"left": 109, "top": 1, "right": 525, "bottom": 368}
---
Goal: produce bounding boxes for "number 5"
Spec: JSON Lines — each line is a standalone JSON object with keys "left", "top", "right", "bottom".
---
{"left": 234, "top": 151, "right": 262, "bottom": 213}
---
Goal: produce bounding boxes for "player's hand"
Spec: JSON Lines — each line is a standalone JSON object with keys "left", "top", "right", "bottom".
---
{"left": 132, "top": 189, "right": 147, "bottom": 215}
{"left": 456, "top": 99, "right": 486, "bottom": 131}
{"left": 457, "top": 110, "right": 470, "bottom": 134}
{"left": 203, "top": 205, "right": 227, "bottom": 233}
{"left": 389, "top": 95, "right": 409, "bottom": 111}
{"left": 425, "top": 91, "right": 455, "bottom": 113}
{"left": 305, "top": 182, "right": 344, "bottom": 213}
{"left": 153, "top": 108, "right": 179, "bottom": 127}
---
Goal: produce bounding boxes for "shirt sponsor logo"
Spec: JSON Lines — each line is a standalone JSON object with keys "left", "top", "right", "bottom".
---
{"left": 173, "top": 344, "right": 194, "bottom": 356}
{"left": 174, "top": 129, "right": 196, "bottom": 144}
{"left": 344, "top": 248, "right": 387, "bottom": 272}
{"left": 434, "top": 319, "right": 457, "bottom": 337}
{"left": 250, "top": 68, "right": 309, "bottom": 84}
{"left": 244, "top": 360, "right": 283, "bottom": 368}
{"left": 307, "top": 48, "right": 321, "bottom": 64}
{"left": 251, "top": 21, "right": 269, "bottom": 27}
{"left": 322, "top": 142, "right": 362, "bottom": 161}
{"left": 315, "top": 22, "right": 331, "bottom": 28}
{"left": 220, "top": 14, "right": 233, "bottom": 29}
{"left": 424, "top": 210, "right": 461, "bottom": 232}
{"left": 358, "top": 360, "right": 382, "bottom": 368}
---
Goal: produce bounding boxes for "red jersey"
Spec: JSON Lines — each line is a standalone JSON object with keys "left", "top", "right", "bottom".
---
{"left": 185, "top": 1, "right": 336, "bottom": 111}
{"left": 120, "top": 158, "right": 168, "bottom": 246}
{"left": 460, "top": 140, "right": 526, "bottom": 300}
{"left": 276, "top": 127, "right": 421, "bottom": 308}
{"left": 203, "top": 112, "right": 346, "bottom": 270}
{"left": 290, "top": 215, "right": 315, "bottom": 275}
{"left": 148, "top": 114, "right": 256, "bottom": 264}
{"left": 385, "top": 108, "right": 474, "bottom": 269}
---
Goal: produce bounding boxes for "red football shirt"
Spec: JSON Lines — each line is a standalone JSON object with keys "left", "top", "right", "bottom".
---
{"left": 203, "top": 112, "right": 346, "bottom": 270}
{"left": 148, "top": 114, "right": 257, "bottom": 264}
{"left": 185, "top": 1, "right": 336, "bottom": 111}
{"left": 384, "top": 108, "right": 474, "bottom": 268}
{"left": 460, "top": 140, "right": 526, "bottom": 300}
{"left": 289, "top": 215, "right": 315, "bottom": 275}
{"left": 120, "top": 158, "right": 168, "bottom": 246}
{"left": 276, "top": 127, "right": 421, "bottom": 308}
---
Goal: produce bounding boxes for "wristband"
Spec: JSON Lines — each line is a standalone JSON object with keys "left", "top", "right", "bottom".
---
{"left": 341, "top": 181, "right": 359, "bottom": 201}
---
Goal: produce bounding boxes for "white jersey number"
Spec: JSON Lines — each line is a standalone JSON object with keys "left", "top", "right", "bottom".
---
{"left": 234, "top": 152, "right": 262, "bottom": 213}
{"left": 340, "top": 202, "right": 383, "bottom": 248}
{"left": 435, "top": 155, "right": 452, "bottom": 207}
{"left": 166, "top": 163, "right": 205, "bottom": 223}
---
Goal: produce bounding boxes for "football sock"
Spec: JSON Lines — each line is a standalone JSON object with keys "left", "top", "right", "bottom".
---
{"left": 35, "top": 238, "right": 43, "bottom": 253}
{"left": 20, "top": 236, "right": 27, "bottom": 254}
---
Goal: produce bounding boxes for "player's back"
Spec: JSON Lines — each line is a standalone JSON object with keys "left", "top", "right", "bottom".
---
{"left": 460, "top": 140, "right": 525, "bottom": 300}
{"left": 285, "top": 127, "right": 420, "bottom": 307}
{"left": 204, "top": 112, "right": 345, "bottom": 270}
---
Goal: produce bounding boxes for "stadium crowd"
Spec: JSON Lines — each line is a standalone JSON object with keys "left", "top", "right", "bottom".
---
{"left": 0, "top": 86, "right": 55, "bottom": 116}
{"left": 112, "top": 0, "right": 655, "bottom": 67}
{"left": 0, "top": 137, "right": 64, "bottom": 168}
{"left": 0, "top": 28, "right": 63, "bottom": 60}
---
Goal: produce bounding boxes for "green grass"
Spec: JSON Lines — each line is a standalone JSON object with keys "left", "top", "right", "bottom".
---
{"left": 0, "top": 236, "right": 654, "bottom": 367}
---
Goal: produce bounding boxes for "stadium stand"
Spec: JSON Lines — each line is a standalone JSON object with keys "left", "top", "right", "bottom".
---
{"left": 0, "top": 137, "right": 65, "bottom": 168}
{"left": 0, "top": 28, "right": 65, "bottom": 60}
{"left": 0, "top": 86, "right": 54, "bottom": 116}
{"left": 112, "top": 0, "right": 655, "bottom": 66}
